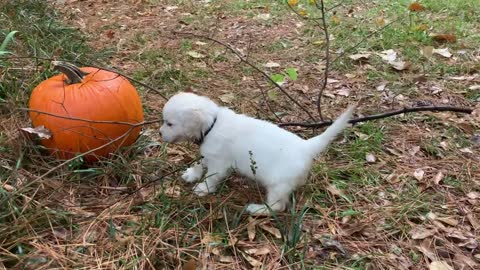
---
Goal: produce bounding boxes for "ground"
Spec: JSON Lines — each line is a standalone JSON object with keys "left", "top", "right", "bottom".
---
{"left": 0, "top": 0, "right": 479, "bottom": 269}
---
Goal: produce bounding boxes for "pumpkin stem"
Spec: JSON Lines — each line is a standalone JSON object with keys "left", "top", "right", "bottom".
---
{"left": 52, "top": 61, "right": 88, "bottom": 84}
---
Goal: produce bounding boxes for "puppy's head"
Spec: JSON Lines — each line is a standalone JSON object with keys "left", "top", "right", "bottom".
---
{"left": 160, "top": 92, "right": 219, "bottom": 143}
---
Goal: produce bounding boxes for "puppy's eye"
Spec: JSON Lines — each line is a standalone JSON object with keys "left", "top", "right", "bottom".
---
{"left": 166, "top": 121, "right": 173, "bottom": 127}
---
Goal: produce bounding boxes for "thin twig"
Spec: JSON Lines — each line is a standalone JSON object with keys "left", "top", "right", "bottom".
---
{"left": 278, "top": 106, "right": 474, "bottom": 128}
{"left": 316, "top": 0, "right": 329, "bottom": 121}
{"left": 287, "top": 0, "right": 331, "bottom": 121}
{"left": 252, "top": 76, "right": 282, "bottom": 122}
{"left": 331, "top": 15, "right": 406, "bottom": 64}
{"left": 173, "top": 31, "right": 316, "bottom": 121}
{"left": 22, "top": 108, "right": 161, "bottom": 126}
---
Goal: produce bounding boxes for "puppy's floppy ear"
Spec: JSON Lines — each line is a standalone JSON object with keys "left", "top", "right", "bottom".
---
{"left": 181, "top": 109, "right": 206, "bottom": 138}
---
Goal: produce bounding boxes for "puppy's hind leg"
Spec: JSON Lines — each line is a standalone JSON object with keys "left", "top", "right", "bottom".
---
{"left": 246, "top": 183, "right": 293, "bottom": 215}
{"left": 182, "top": 161, "right": 204, "bottom": 183}
{"left": 193, "top": 162, "right": 229, "bottom": 197}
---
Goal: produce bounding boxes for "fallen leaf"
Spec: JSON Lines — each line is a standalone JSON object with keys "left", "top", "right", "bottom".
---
{"left": 195, "top": 41, "right": 207, "bottom": 46}
{"left": 389, "top": 60, "right": 410, "bottom": 71}
{"left": 201, "top": 233, "right": 223, "bottom": 246}
{"left": 259, "top": 223, "right": 281, "bottom": 239}
{"left": 431, "top": 34, "right": 457, "bottom": 43}
{"left": 218, "top": 255, "right": 235, "bottom": 263}
{"left": 264, "top": 61, "right": 280, "bottom": 68}
{"left": 164, "top": 185, "right": 181, "bottom": 197}
{"left": 219, "top": 93, "right": 235, "bottom": 104}
{"left": 416, "top": 239, "right": 436, "bottom": 261}
{"left": 429, "top": 261, "right": 453, "bottom": 270}
{"left": 466, "top": 192, "right": 480, "bottom": 200}
{"left": 365, "top": 153, "right": 376, "bottom": 163}
{"left": 330, "top": 15, "right": 340, "bottom": 24}
{"left": 341, "top": 222, "right": 367, "bottom": 236}
{"left": 460, "top": 147, "right": 473, "bottom": 154}
{"left": 432, "top": 171, "right": 444, "bottom": 185}
{"left": 410, "top": 225, "right": 436, "bottom": 239}
{"left": 211, "top": 247, "right": 221, "bottom": 255}
{"left": 409, "top": 2, "right": 426, "bottom": 12}
{"left": 242, "top": 253, "right": 262, "bottom": 267}
{"left": 334, "top": 88, "right": 350, "bottom": 97}
{"left": 247, "top": 218, "right": 257, "bottom": 241}
{"left": 376, "top": 81, "right": 388, "bottom": 91}
{"left": 445, "top": 229, "right": 469, "bottom": 241}
{"left": 165, "top": 6, "right": 178, "bottom": 11}
{"left": 326, "top": 184, "right": 345, "bottom": 197}
{"left": 287, "top": 0, "right": 299, "bottom": 6}
{"left": 414, "top": 24, "right": 429, "bottom": 31}
{"left": 426, "top": 212, "right": 437, "bottom": 221}
{"left": 256, "top": 13, "right": 271, "bottom": 20}
{"left": 413, "top": 169, "right": 425, "bottom": 181}
{"left": 433, "top": 48, "right": 452, "bottom": 58}
{"left": 376, "top": 49, "right": 397, "bottom": 62}
{"left": 375, "top": 16, "right": 385, "bottom": 26}
{"left": 458, "top": 238, "right": 479, "bottom": 249}
{"left": 468, "top": 85, "right": 480, "bottom": 90}
{"left": 219, "top": 256, "right": 235, "bottom": 263}
{"left": 105, "top": 29, "right": 115, "bottom": 39}
{"left": 348, "top": 53, "right": 370, "bottom": 61}
{"left": 436, "top": 217, "right": 458, "bottom": 227}
{"left": 409, "top": 146, "right": 421, "bottom": 156}
{"left": 318, "top": 236, "right": 347, "bottom": 255}
{"left": 297, "top": 9, "right": 307, "bottom": 16}
{"left": 186, "top": 51, "right": 206, "bottom": 59}
{"left": 182, "top": 258, "right": 196, "bottom": 270}
{"left": 439, "top": 141, "right": 448, "bottom": 150}
{"left": 467, "top": 214, "right": 479, "bottom": 230}
{"left": 430, "top": 85, "right": 442, "bottom": 94}
{"left": 421, "top": 46, "right": 434, "bottom": 57}
{"left": 20, "top": 126, "right": 52, "bottom": 139}
{"left": 312, "top": 39, "right": 324, "bottom": 45}
{"left": 244, "top": 247, "right": 270, "bottom": 256}
{"left": 453, "top": 254, "right": 478, "bottom": 269}
{"left": 2, "top": 184, "right": 14, "bottom": 191}
{"left": 448, "top": 75, "right": 478, "bottom": 81}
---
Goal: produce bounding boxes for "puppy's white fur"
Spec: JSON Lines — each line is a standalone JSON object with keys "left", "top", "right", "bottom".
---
{"left": 160, "top": 92, "right": 354, "bottom": 215}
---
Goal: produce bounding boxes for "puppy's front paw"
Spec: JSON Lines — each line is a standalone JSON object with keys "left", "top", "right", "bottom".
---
{"left": 182, "top": 167, "right": 202, "bottom": 183}
{"left": 193, "top": 182, "right": 216, "bottom": 196}
{"left": 246, "top": 204, "right": 270, "bottom": 216}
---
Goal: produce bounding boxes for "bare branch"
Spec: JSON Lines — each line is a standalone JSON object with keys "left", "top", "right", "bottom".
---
{"left": 278, "top": 106, "right": 474, "bottom": 128}
{"left": 173, "top": 31, "right": 316, "bottom": 121}
{"left": 22, "top": 108, "right": 161, "bottom": 126}
{"left": 286, "top": 0, "right": 331, "bottom": 120}
{"left": 316, "top": 0, "right": 329, "bottom": 121}
{"left": 331, "top": 15, "right": 406, "bottom": 64}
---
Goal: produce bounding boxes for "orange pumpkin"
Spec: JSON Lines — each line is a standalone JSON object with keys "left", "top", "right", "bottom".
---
{"left": 28, "top": 61, "right": 144, "bottom": 162}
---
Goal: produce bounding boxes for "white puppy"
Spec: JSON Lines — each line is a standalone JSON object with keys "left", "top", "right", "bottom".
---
{"left": 160, "top": 92, "right": 354, "bottom": 215}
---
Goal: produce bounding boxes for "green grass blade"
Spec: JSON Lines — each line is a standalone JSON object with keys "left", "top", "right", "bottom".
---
{"left": 0, "top": 30, "right": 18, "bottom": 52}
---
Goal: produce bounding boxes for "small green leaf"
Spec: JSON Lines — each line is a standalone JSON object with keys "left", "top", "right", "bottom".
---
{"left": 0, "top": 30, "right": 18, "bottom": 53}
{"left": 340, "top": 209, "right": 361, "bottom": 217}
{"left": 270, "top": 73, "right": 285, "bottom": 84}
{"left": 285, "top": 67, "right": 298, "bottom": 81}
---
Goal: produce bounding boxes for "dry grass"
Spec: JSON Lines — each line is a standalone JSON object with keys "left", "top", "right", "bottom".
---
{"left": 1, "top": 0, "right": 479, "bottom": 269}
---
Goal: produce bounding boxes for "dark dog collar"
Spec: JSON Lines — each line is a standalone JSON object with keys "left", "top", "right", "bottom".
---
{"left": 195, "top": 117, "right": 217, "bottom": 145}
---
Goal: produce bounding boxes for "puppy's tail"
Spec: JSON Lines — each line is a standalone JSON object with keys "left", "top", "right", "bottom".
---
{"left": 305, "top": 105, "right": 355, "bottom": 157}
